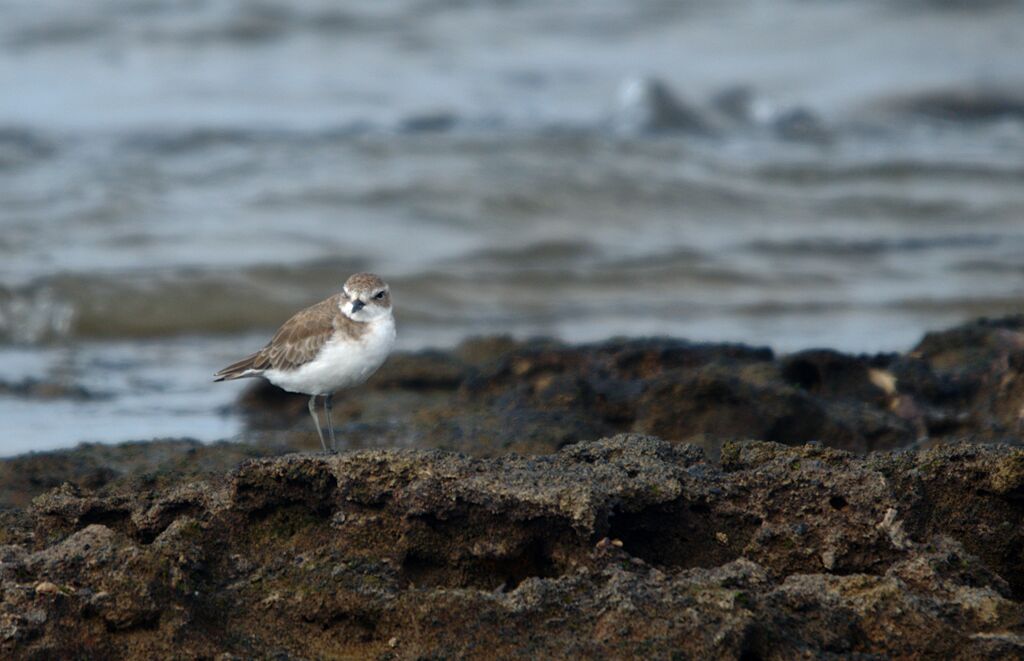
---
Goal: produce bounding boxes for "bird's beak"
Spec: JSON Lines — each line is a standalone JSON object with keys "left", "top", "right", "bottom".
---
{"left": 350, "top": 300, "right": 365, "bottom": 314}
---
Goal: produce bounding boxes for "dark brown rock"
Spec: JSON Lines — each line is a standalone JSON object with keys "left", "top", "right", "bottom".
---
{"left": 0, "top": 438, "right": 289, "bottom": 509}
{"left": 230, "top": 318, "right": 1024, "bottom": 460}
{"left": 3, "top": 317, "right": 1024, "bottom": 657}
{"left": 2, "top": 435, "right": 1024, "bottom": 658}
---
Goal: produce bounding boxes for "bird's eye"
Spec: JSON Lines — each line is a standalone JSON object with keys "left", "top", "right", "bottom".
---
{"left": 374, "top": 291, "right": 385, "bottom": 299}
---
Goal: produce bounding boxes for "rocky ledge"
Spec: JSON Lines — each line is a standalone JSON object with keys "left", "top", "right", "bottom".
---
{"left": 4, "top": 315, "right": 1024, "bottom": 512}
{"left": 2, "top": 435, "right": 1024, "bottom": 659}
{"left": 237, "top": 314, "right": 1024, "bottom": 458}
{"left": 3, "top": 315, "right": 1024, "bottom": 659}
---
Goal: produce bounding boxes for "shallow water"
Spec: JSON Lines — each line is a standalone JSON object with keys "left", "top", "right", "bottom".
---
{"left": 1, "top": 1, "right": 1023, "bottom": 453}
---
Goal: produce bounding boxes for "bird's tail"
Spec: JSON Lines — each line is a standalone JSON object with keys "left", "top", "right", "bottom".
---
{"left": 213, "top": 353, "right": 263, "bottom": 382}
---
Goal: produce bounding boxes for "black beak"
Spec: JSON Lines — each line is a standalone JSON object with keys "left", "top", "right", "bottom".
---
{"left": 350, "top": 299, "right": 365, "bottom": 313}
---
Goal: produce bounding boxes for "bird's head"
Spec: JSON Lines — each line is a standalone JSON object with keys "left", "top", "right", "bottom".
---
{"left": 342, "top": 272, "right": 392, "bottom": 321}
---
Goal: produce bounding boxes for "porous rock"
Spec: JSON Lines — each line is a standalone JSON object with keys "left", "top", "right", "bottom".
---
{"left": 2, "top": 435, "right": 1024, "bottom": 658}
{"left": 236, "top": 316, "right": 1024, "bottom": 459}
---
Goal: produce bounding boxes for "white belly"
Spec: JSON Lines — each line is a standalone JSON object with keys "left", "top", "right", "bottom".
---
{"left": 263, "top": 315, "right": 395, "bottom": 396}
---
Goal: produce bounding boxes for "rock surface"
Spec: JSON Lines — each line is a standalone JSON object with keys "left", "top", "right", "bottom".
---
{"left": 0, "top": 438, "right": 291, "bottom": 509}
{"left": 10, "top": 315, "right": 1019, "bottom": 511}
{"left": 3, "top": 315, "right": 1024, "bottom": 658}
{"left": 238, "top": 315, "right": 1024, "bottom": 459}
{"left": 2, "top": 435, "right": 1024, "bottom": 659}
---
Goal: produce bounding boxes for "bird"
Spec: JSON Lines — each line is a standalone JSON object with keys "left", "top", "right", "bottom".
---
{"left": 214, "top": 272, "right": 396, "bottom": 452}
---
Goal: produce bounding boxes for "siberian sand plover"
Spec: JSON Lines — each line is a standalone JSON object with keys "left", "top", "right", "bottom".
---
{"left": 214, "top": 273, "right": 396, "bottom": 451}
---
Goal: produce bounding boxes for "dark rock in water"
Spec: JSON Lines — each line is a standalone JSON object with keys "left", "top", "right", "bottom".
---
{"left": 780, "top": 349, "right": 889, "bottom": 404}
{"left": 771, "top": 107, "right": 830, "bottom": 143}
{"left": 877, "top": 88, "right": 1024, "bottom": 122}
{"left": 891, "top": 315, "right": 1024, "bottom": 440}
{"left": 614, "top": 76, "right": 718, "bottom": 135}
{"left": 4, "top": 435, "right": 1024, "bottom": 658}
{"left": 398, "top": 111, "right": 459, "bottom": 133}
{"left": 235, "top": 316, "right": 1024, "bottom": 458}
{"left": 237, "top": 336, "right": 790, "bottom": 457}
{"left": 0, "top": 377, "right": 109, "bottom": 401}
{"left": 711, "top": 85, "right": 760, "bottom": 124}
{"left": 710, "top": 86, "right": 831, "bottom": 142}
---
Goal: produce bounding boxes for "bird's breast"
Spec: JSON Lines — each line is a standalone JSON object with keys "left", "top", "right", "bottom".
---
{"left": 264, "top": 314, "right": 395, "bottom": 395}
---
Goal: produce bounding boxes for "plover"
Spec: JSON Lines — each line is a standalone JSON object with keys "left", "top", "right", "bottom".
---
{"left": 214, "top": 272, "right": 396, "bottom": 452}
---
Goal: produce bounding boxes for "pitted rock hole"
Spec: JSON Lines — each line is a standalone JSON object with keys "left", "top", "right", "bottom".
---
{"left": 401, "top": 536, "right": 560, "bottom": 592}
{"left": 236, "top": 471, "right": 339, "bottom": 519}
{"left": 607, "top": 500, "right": 757, "bottom": 569}
{"left": 782, "top": 359, "right": 822, "bottom": 391}
{"left": 398, "top": 512, "right": 572, "bottom": 591}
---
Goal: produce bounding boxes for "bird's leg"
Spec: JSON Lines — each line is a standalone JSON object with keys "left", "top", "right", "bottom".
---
{"left": 324, "top": 393, "right": 338, "bottom": 453}
{"left": 308, "top": 394, "right": 327, "bottom": 452}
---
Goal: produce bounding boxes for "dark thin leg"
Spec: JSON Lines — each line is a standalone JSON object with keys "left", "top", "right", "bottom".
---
{"left": 308, "top": 394, "right": 327, "bottom": 452}
{"left": 324, "top": 393, "right": 338, "bottom": 453}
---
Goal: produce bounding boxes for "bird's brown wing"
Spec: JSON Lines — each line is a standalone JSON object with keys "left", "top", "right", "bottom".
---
{"left": 214, "top": 294, "right": 342, "bottom": 380}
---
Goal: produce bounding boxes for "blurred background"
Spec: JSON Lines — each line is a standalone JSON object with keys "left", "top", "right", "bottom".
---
{"left": 1, "top": 0, "right": 1023, "bottom": 454}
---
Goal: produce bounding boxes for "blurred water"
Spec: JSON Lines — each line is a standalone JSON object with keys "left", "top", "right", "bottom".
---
{"left": 1, "top": 0, "right": 1023, "bottom": 453}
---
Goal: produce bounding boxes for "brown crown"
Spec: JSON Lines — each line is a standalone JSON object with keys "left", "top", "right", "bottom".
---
{"left": 344, "top": 272, "right": 388, "bottom": 295}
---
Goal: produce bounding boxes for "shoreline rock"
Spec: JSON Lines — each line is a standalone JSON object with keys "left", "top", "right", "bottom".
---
{"left": 3, "top": 315, "right": 1023, "bottom": 510}
{"left": 2, "top": 316, "right": 1024, "bottom": 657}
{"left": 237, "top": 315, "right": 1024, "bottom": 460}
{"left": 3, "top": 435, "right": 1024, "bottom": 658}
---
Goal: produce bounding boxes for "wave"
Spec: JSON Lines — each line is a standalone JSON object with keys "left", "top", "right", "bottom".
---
{"left": 2, "top": 2, "right": 390, "bottom": 51}
{"left": 0, "top": 265, "right": 361, "bottom": 343}
{"left": 4, "top": 241, "right": 1021, "bottom": 346}
{"left": 0, "top": 127, "right": 57, "bottom": 170}
{"left": 0, "top": 285, "right": 74, "bottom": 344}
{"left": 745, "top": 235, "right": 1016, "bottom": 258}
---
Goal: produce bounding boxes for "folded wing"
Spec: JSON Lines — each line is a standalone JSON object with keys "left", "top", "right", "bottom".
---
{"left": 213, "top": 295, "right": 341, "bottom": 381}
